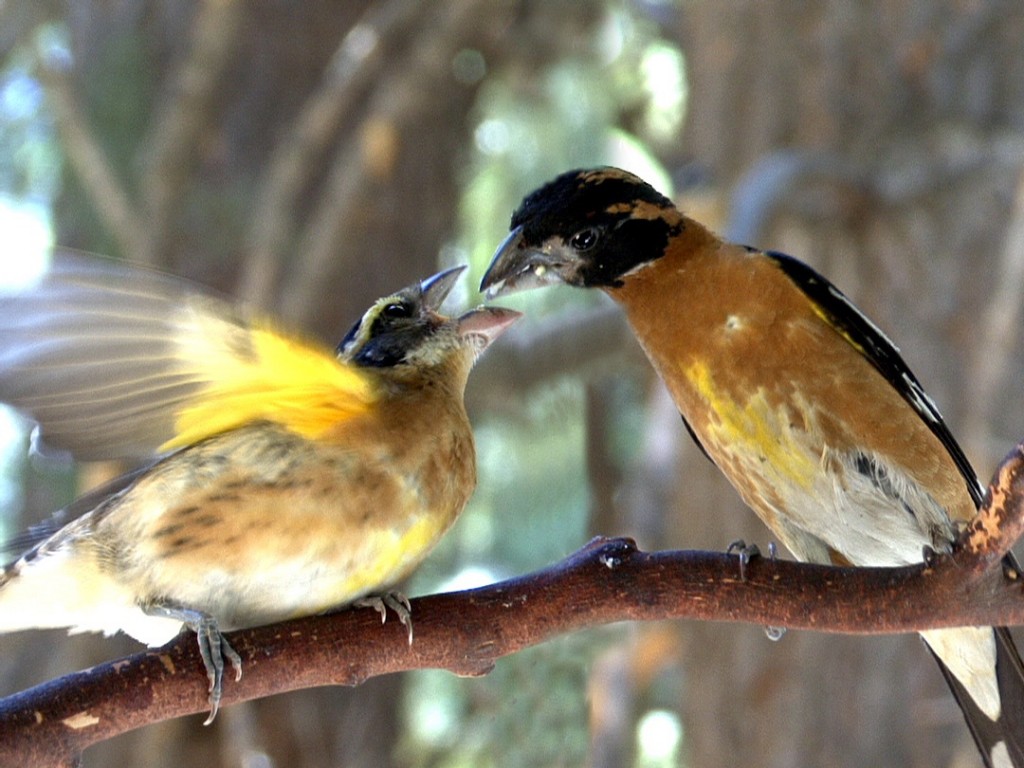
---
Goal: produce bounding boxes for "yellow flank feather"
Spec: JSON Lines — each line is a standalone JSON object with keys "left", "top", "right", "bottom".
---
{"left": 684, "top": 359, "right": 817, "bottom": 490}
{"left": 329, "top": 515, "right": 447, "bottom": 606}
{"left": 161, "top": 310, "right": 377, "bottom": 452}
{"left": 806, "top": 301, "right": 867, "bottom": 356}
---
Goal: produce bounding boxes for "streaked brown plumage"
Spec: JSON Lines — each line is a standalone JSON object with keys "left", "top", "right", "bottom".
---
{"left": 0, "top": 258, "right": 518, "bottom": 720}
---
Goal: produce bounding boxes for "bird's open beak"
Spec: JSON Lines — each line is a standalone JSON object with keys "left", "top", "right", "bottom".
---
{"left": 479, "top": 226, "right": 573, "bottom": 298}
{"left": 456, "top": 306, "right": 521, "bottom": 352}
{"left": 418, "top": 265, "right": 521, "bottom": 352}
{"left": 420, "top": 265, "right": 467, "bottom": 311}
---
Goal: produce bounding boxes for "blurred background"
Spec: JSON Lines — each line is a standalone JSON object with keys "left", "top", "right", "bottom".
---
{"left": 1, "top": 1, "right": 1024, "bottom": 766}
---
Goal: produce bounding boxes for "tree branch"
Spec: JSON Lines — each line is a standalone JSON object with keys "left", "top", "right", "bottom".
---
{"left": 465, "top": 304, "right": 644, "bottom": 415}
{"left": 4, "top": 443, "right": 1024, "bottom": 767}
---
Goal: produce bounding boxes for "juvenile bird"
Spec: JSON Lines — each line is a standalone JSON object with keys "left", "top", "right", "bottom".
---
{"left": 481, "top": 166, "right": 1024, "bottom": 768}
{"left": 0, "top": 255, "right": 518, "bottom": 720}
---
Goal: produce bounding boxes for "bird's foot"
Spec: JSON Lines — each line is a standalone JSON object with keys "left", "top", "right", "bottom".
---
{"left": 355, "top": 591, "right": 414, "bottom": 644}
{"left": 145, "top": 603, "right": 242, "bottom": 724}
{"left": 726, "top": 539, "right": 778, "bottom": 580}
{"left": 726, "top": 539, "right": 761, "bottom": 581}
{"left": 725, "top": 542, "right": 785, "bottom": 639}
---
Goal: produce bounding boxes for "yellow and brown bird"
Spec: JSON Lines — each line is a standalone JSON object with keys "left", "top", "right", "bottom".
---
{"left": 0, "top": 254, "right": 518, "bottom": 720}
{"left": 481, "top": 166, "right": 1024, "bottom": 768}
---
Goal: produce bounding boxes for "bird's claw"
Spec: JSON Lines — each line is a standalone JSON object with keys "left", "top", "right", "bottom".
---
{"left": 194, "top": 615, "right": 242, "bottom": 725}
{"left": 355, "top": 592, "right": 414, "bottom": 644}
{"left": 725, "top": 542, "right": 784, "bottom": 638}
{"left": 726, "top": 539, "right": 761, "bottom": 581}
{"left": 145, "top": 603, "right": 241, "bottom": 724}
{"left": 726, "top": 539, "right": 779, "bottom": 580}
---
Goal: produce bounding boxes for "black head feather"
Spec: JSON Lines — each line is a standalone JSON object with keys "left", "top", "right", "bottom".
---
{"left": 337, "top": 267, "right": 464, "bottom": 368}
{"left": 507, "top": 167, "right": 682, "bottom": 287}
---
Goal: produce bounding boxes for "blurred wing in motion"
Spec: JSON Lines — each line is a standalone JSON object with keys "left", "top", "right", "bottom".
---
{"left": 0, "top": 251, "right": 377, "bottom": 460}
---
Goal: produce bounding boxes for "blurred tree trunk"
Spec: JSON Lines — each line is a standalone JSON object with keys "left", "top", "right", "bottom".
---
{"left": 674, "top": 1, "right": 1024, "bottom": 766}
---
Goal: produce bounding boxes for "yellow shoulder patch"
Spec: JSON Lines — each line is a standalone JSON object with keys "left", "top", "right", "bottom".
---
{"left": 161, "top": 312, "right": 376, "bottom": 452}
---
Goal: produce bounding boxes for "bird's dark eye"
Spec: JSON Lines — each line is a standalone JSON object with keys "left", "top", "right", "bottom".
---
{"left": 381, "top": 301, "right": 413, "bottom": 319}
{"left": 570, "top": 228, "right": 599, "bottom": 251}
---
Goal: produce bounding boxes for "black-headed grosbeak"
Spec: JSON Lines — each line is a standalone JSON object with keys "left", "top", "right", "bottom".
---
{"left": 481, "top": 166, "right": 1024, "bottom": 768}
{"left": 0, "top": 254, "right": 518, "bottom": 720}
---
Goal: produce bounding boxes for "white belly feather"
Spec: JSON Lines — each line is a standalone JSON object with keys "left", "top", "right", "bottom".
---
{"left": 693, "top": 374, "right": 1000, "bottom": 721}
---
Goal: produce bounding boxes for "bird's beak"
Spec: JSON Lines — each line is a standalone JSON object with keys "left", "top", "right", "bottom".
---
{"left": 420, "top": 265, "right": 467, "bottom": 311}
{"left": 479, "top": 226, "right": 573, "bottom": 298}
{"left": 456, "top": 306, "right": 521, "bottom": 353}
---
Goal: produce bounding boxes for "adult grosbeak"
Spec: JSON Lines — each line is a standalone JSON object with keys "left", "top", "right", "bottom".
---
{"left": 0, "top": 255, "right": 518, "bottom": 721}
{"left": 481, "top": 166, "right": 1024, "bottom": 768}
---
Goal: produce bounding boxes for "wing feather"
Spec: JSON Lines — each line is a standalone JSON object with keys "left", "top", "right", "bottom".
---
{"left": 0, "top": 251, "right": 375, "bottom": 459}
{"left": 764, "top": 249, "right": 984, "bottom": 507}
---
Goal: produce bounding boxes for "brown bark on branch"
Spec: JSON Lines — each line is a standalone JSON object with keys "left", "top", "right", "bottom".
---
{"left": 964, "top": 441, "right": 1024, "bottom": 570}
{"left": 3, "top": 442, "right": 1024, "bottom": 767}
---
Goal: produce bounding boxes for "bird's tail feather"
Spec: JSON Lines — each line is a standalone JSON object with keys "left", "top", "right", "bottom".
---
{"left": 932, "top": 627, "right": 1024, "bottom": 768}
